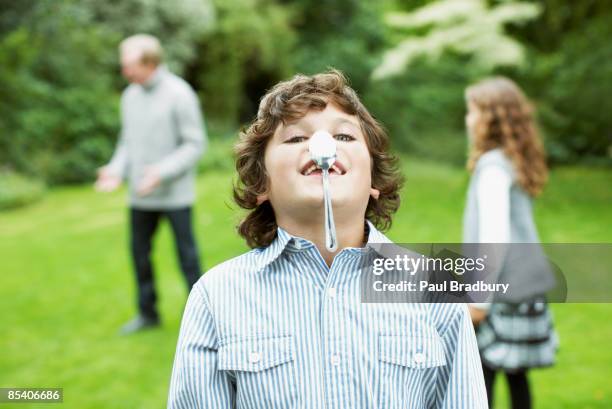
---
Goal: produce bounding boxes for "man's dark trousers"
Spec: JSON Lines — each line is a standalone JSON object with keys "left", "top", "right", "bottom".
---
{"left": 130, "top": 207, "right": 202, "bottom": 320}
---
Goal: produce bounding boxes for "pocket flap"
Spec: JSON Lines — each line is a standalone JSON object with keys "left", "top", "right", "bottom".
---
{"left": 219, "top": 335, "right": 294, "bottom": 372}
{"left": 379, "top": 333, "right": 446, "bottom": 368}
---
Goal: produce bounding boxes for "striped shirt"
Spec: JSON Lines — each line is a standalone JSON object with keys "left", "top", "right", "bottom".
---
{"left": 168, "top": 222, "right": 487, "bottom": 408}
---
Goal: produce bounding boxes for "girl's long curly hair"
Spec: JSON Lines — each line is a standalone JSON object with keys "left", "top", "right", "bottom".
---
{"left": 466, "top": 77, "right": 548, "bottom": 196}
{"left": 233, "top": 70, "right": 403, "bottom": 248}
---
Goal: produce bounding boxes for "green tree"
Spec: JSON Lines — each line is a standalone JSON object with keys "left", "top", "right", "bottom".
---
{"left": 80, "top": 0, "right": 215, "bottom": 76}
{"left": 0, "top": 1, "right": 119, "bottom": 183}
{"left": 522, "top": 16, "right": 612, "bottom": 162}
{"left": 362, "top": 0, "right": 539, "bottom": 163}
{"left": 291, "top": 0, "right": 387, "bottom": 93}
{"left": 373, "top": 0, "right": 541, "bottom": 79}
{"left": 188, "top": 0, "right": 295, "bottom": 131}
{"left": 508, "top": 0, "right": 612, "bottom": 162}
{"left": 0, "top": 0, "right": 218, "bottom": 184}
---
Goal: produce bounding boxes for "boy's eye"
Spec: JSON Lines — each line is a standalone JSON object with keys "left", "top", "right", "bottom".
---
{"left": 334, "top": 133, "right": 355, "bottom": 142}
{"left": 285, "top": 135, "right": 307, "bottom": 143}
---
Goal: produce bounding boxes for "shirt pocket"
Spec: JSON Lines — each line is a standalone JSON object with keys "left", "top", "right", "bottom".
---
{"left": 219, "top": 335, "right": 297, "bottom": 408}
{"left": 378, "top": 333, "right": 447, "bottom": 408}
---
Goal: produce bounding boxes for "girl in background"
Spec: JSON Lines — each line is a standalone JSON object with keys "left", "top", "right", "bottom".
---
{"left": 463, "top": 77, "right": 558, "bottom": 409}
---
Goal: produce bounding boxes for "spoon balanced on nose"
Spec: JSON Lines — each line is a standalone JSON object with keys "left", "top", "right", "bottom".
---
{"left": 308, "top": 130, "right": 338, "bottom": 252}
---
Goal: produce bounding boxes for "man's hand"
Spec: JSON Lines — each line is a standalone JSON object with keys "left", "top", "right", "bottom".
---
{"left": 137, "top": 166, "right": 162, "bottom": 197}
{"left": 95, "top": 166, "right": 122, "bottom": 192}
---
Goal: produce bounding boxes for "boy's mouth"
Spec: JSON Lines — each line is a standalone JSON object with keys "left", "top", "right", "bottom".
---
{"left": 300, "top": 160, "right": 346, "bottom": 176}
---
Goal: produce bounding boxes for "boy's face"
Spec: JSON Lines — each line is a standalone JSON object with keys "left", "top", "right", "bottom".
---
{"left": 259, "top": 103, "right": 379, "bottom": 222}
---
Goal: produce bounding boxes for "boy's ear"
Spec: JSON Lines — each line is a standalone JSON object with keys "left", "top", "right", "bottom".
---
{"left": 256, "top": 175, "right": 270, "bottom": 205}
{"left": 370, "top": 187, "right": 380, "bottom": 200}
{"left": 256, "top": 192, "right": 269, "bottom": 205}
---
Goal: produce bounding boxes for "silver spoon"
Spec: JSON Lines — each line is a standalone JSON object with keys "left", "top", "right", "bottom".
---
{"left": 309, "top": 130, "right": 338, "bottom": 252}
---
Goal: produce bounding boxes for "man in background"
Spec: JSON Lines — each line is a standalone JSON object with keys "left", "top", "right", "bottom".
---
{"left": 95, "top": 34, "right": 206, "bottom": 334}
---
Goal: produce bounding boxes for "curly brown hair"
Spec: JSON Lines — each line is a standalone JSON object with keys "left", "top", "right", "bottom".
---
{"left": 233, "top": 70, "right": 403, "bottom": 248}
{"left": 465, "top": 77, "right": 548, "bottom": 196}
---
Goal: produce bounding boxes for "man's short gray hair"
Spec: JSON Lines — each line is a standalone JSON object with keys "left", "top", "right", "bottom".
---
{"left": 120, "top": 34, "right": 163, "bottom": 66}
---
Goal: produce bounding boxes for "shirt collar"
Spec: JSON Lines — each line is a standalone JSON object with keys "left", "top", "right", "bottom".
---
{"left": 142, "top": 65, "right": 167, "bottom": 90}
{"left": 254, "top": 220, "right": 393, "bottom": 273}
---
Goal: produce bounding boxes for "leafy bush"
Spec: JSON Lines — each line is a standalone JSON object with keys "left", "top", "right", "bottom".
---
{"left": 364, "top": 0, "right": 540, "bottom": 165}
{"left": 1, "top": 0, "right": 610, "bottom": 186}
{"left": 0, "top": 170, "right": 46, "bottom": 210}
{"left": 0, "top": 1, "right": 120, "bottom": 185}
{"left": 292, "top": 0, "right": 386, "bottom": 93}
{"left": 517, "top": 14, "right": 612, "bottom": 163}
{"left": 370, "top": 0, "right": 612, "bottom": 165}
{"left": 189, "top": 0, "right": 295, "bottom": 130}
{"left": 80, "top": 0, "right": 215, "bottom": 77}
{"left": 0, "top": 0, "right": 223, "bottom": 185}
{"left": 198, "top": 137, "right": 236, "bottom": 174}
{"left": 364, "top": 53, "right": 478, "bottom": 165}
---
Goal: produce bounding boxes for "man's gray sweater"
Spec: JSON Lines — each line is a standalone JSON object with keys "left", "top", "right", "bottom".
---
{"left": 107, "top": 66, "right": 207, "bottom": 209}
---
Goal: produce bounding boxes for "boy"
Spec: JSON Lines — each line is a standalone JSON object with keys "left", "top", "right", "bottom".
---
{"left": 168, "top": 71, "right": 486, "bottom": 408}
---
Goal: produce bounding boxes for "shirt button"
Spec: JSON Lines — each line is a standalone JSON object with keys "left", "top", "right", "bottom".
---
{"left": 249, "top": 352, "right": 261, "bottom": 363}
{"left": 330, "top": 354, "right": 341, "bottom": 366}
{"left": 294, "top": 240, "right": 302, "bottom": 250}
{"left": 327, "top": 287, "right": 337, "bottom": 298}
{"left": 413, "top": 352, "right": 426, "bottom": 364}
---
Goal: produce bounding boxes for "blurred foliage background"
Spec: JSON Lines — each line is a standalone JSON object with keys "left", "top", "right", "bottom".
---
{"left": 0, "top": 0, "right": 610, "bottom": 204}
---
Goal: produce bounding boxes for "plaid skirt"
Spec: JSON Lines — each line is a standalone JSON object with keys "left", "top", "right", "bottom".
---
{"left": 476, "top": 298, "right": 558, "bottom": 372}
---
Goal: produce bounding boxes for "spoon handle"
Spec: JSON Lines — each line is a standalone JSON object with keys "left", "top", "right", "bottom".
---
{"left": 322, "top": 168, "right": 338, "bottom": 252}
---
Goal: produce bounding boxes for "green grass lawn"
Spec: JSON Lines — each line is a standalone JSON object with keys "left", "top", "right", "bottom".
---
{"left": 0, "top": 154, "right": 610, "bottom": 408}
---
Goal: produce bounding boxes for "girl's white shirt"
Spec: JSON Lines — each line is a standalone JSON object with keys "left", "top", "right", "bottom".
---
{"left": 471, "top": 165, "right": 512, "bottom": 311}
{"left": 477, "top": 165, "right": 511, "bottom": 243}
